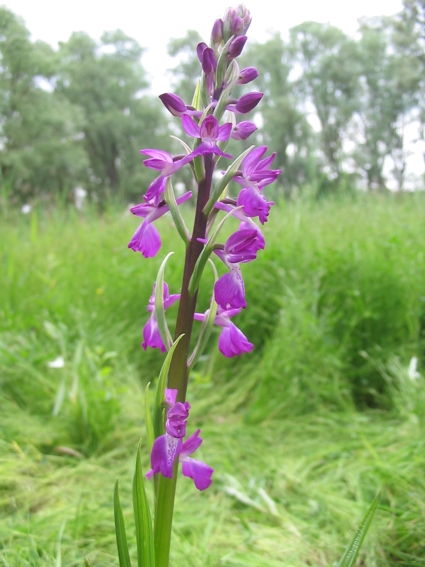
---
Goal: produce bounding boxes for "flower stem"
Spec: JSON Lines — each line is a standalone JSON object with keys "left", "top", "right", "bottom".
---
{"left": 153, "top": 155, "right": 214, "bottom": 567}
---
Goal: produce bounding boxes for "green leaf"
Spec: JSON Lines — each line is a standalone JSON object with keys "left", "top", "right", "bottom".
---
{"left": 337, "top": 492, "right": 380, "bottom": 567}
{"left": 188, "top": 207, "right": 243, "bottom": 296}
{"left": 191, "top": 79, "right": 202, "bottom": 111}
{"left": 203, "top": 145, "right": 255, "bottom": 217}
{"left": 153, "top": 334, "right": 184, "bottom": 440}
{"left": 114, "top": 480, "right": 132, "bottom": 567}
{"left": 133, "top": 442, "right": 155, "bottom": 567}
{"left": 154, "top": 253, "right": 174, "bottom": 351}
{"left": 164, "top": 177, "right": 190, "bottom": 246}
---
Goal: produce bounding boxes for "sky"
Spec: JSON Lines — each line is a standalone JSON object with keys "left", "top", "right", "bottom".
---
{"left": 2, "top": 0, "right": 404, "bottom": 92}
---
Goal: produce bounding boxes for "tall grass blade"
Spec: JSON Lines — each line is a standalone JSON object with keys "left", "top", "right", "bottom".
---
{"left": 337, "top": 492, "right": 380, "bottom": 567}
{"left": 133, "top": 442, "right": 155, "bottom": 567}
{"left": 114, "top": 480, "right": 132, "bottom": 567}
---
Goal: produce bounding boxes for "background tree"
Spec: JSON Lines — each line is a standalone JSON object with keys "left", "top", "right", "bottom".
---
{"left": 0, "top": 7, "right": 87, "bottom": 203}
{"left": 290, "top": 22, "right": 361, "bottom": 190}
{"left": 56, "top": 30, "right": 171, "bottom": 202}
{"left": 167, "top": 30, "right": 203, "bottom": 104}
{"left": 246, "top": 34, "right": 314, "bottom": 198}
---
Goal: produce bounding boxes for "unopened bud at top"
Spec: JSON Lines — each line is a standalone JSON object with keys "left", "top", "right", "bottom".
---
{"left": 223, "top": 5, "right": 251, "bottom": 42}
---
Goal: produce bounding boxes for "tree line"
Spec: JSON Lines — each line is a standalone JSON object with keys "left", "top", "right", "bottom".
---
{"left": 0, "top": 1, "right": 424, "bottom": 205}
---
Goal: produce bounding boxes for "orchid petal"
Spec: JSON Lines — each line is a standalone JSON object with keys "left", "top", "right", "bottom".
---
{"left": 147, "top": 434, "right": 182, "bottom": 479}
{"left": 182, "top": 114, "right": 201, "bottom": 138}
{"left": 181, "top": 458, "right": 214, "bottom": 491}
{"left": 218, "top": 322, "right": 254, "bottom": 357}
{"left": 214, "top": 268, "right": 246, "bottom": 310}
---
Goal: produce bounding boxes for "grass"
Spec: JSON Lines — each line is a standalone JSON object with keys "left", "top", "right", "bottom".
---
{"left": 1, "top": 194, "right": 425, "bottom": 565}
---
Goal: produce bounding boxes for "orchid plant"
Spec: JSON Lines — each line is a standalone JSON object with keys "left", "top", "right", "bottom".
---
{"left": 113, "top": 6, "right": 378, "bottom": 567}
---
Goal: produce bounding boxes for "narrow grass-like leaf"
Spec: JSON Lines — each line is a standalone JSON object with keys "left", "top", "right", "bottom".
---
{"left": 169, "top": 135, "right": 192, "bottom": 156}
{"left": 153, "top": 334, "right": 184, "bottom": 439}
{"left": 200, "top": 74, "right": 210, "bottom": 108}
{"left": 337, "top": 491, "right": 380, "bottom": 567}
{"left": 188, "top": 207, "right": 243, "bottom": 296}
{"left": 145, "top": 382, "right": 154, "bottom": 453}
{"left": 164, "top": 178, "right": 190, "bottom": 246}
{"left": 55, "top": 520, "right": 66, "bottom": 567}
{"left": 52, "top": 378, "right": 66, "bottom": 416}
{"left": 191, "top": 79, "right": 202, "bottom": 110}
{"left": 154, "top": 253, "right": 174, "bottom": 351}
{"left": 189, "top": 261, "right": 219, "bottom": 368}
{"left": 114, "top": 480, "right": 132, "bottom": 567}
{"left": 203, "top": 146, "right": 254, "bottom": 216}
{"left": 133, "top": 442, "right": 155, "bottom": 567}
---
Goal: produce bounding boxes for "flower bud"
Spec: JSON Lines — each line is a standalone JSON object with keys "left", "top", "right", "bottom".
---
{"left": 236, "top": 4, "right": 252, "bottom": 34}
{"left": 234, "top": 92, "right": 263, "bottom": 114}
{"left": 159, "top": 93, "right": 187, "bottom": 117}
{"left": 228, "top": 35, "right": 247, "bottom": 59}
{"left": 211, "top": 18, "right": 224, "bottom": 46}
{"left": 197, "top": 43, "right": 217, "bottom": 78}
{"left": 223, "top": 7, "right": 237, "bottom": 42}
{"left": 237, "top": 66, "right": 259, "bottom": 85}
{"left": 231, "top": 120, "right": 257, "bottom": 140}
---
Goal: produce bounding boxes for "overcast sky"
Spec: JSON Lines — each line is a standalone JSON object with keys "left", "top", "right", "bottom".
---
{"left": 2, "top": 0, "right": 404, "bottom": 92}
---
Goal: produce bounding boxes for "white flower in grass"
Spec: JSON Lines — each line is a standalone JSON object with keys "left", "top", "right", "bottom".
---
{"left": 48, "top": 356, "right": 65, "bottom": 369}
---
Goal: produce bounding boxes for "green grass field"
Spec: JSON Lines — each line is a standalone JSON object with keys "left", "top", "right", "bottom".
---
{"left": 1, "top": 195, "right": 425, "bottom": 566}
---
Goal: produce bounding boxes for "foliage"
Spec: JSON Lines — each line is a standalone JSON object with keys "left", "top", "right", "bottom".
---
{"left": 1, "top": 197, "right": 425, "bottom": 563}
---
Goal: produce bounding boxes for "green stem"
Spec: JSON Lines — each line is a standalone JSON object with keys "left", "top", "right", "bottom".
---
{"left": 153, "top": 154, "right": 214, "bottom": 567}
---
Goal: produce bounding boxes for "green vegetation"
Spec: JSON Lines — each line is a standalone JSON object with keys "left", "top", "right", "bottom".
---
{"left": 1, "top": 195, "right": 424, "bottom": 565}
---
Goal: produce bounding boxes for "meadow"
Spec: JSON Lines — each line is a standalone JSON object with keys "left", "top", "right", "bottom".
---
{"left": 1, "top": 194, "right": 425, "bottom": 566}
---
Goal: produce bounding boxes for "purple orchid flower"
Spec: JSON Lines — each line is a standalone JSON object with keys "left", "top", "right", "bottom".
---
{"left": 230, "top": 145, "right": 280, "bottom": 224}
{"left": 213, "top": 228, "right": 264, "bottom": 309}
{"left": 159, "top": 93, "right": 202, "bottom": 119}
{"left": 233, "top": 145, "right": 281, "bottom": 190}
{"left": 146, "top": 429, "right": 213, "bottom": 490}
{"left": 182, "top": 114, "right": 233, "bottom": 160}
{"left": 129, "top": 188, "right": 192, "bottom": 258}
{"left": 194, "top": 306, "right": 254, "bottom": 357}
{"left": 142, "top": 284, "right": 180, "bottom": 352}
{"left": 237, "top": 187, "right": 274, "bottom": 224}
{"left": 146, "top": 388, "right": 213, "bottom": 491}
{"left": 140, "top": 148, "right": 194, "bottom": 201}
